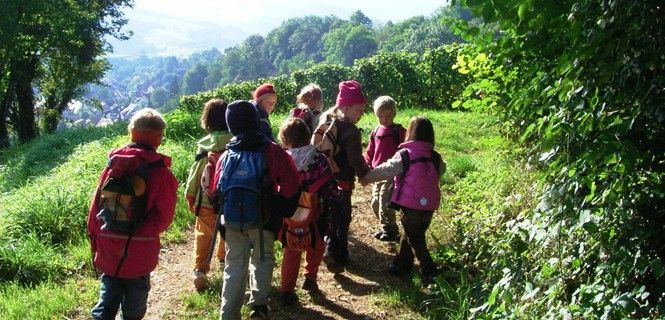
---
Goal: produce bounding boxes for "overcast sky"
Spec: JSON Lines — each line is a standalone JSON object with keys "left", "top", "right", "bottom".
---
{"left": 110, "top": 0, "right": 447, "bottom": 57}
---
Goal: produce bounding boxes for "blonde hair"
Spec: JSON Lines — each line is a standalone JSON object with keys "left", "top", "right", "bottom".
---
{"left": 372, "top": 96, "right": 396, "bottom": 115}
{"left": 128, "top": 108, "right": 166, "bottom": 132}
{"left": 296, "top": 83, "right": 322, "bottom": 107}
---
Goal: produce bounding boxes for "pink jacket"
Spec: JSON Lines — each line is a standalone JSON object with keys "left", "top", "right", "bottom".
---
{"left": 391, "top": 141, "right": 441, "bottom": 211}
{"left": 365, "top": 124, "right": 405, "bottom": 168}
{"left": 87, "top": 144, "right": 178, "bottom": 278}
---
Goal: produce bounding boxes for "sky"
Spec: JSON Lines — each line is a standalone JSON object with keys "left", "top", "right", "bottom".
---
{"left": 109, "top": 0, "right": 447, "bottom": 57}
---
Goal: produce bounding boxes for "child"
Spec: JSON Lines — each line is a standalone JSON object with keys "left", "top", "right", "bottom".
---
{"left": 313, "top": 80, "right": 371, "bottom": 274}
{"left": 365, "top": 96, "right": 406, "bottom": 242}
{"left": 362, "top": 116, "right": 446, "bottom": 285}
{"left": 88, "top": 108, "right": 178, "bottom": 320}
{"left": 184, "top": 98, "right": 231, "bottom": 291}
{"left": 218, "top": 100, "right": 301, "bottom": 320}
{"left": 252, "top": 82, "right": 278, "bottom": 141}
{"left": 289, "top": 83, "right": 323, "bottom": 135}
{"left": 277, "top": 118, "right": 336, "bottom": 305}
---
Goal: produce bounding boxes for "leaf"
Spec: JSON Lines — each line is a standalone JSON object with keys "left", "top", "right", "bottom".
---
{"left": 518, "top": 3, "right": 527, "bottom": 20}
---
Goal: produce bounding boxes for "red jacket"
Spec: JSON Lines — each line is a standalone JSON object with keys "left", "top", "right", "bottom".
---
{"left": 87, "top": 144, "right": 178, "bottom": 278}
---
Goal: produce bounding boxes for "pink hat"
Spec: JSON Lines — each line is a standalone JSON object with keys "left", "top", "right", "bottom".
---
{"left": 253, "top": 83, "right": 277, "bottom": 101}
{"left": 335, "top": 80, "right": 366, "bottom": 107}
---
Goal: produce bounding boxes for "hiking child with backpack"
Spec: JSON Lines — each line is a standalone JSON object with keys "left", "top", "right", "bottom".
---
{"left": 361, "top": 116, "right": 446, "bottom": 286}
{"left": 365, "top": 96, "right": 406, "bottom": 242}
{"left": 252, "top": 82, "right": 278, "bottom": 141}
{"left": 87, "top": 108, "right": 178, "bottom": 320}
{"left": 217, "top": 100, "right": 301, "bottom": 320}
{"left": 311, "top": 80, "right": 371, "bottom": 275}
{"left": 184, "top": 98, "right": 232, "bottom": 291}
{"left": 277, "top": 118, "right": 337, "bottom": 305}
{"left": 289, "top": 83, "right": 323, "bottom": 135}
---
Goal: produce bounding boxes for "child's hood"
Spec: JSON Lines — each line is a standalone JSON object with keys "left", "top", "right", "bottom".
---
{"left": 197, "top": 131, "right": 232, "bottom": 152}
{"left": 287, "top": 144, "right": 318, "bottom": 171}
{"left": 108, "top": 144, "right": 172, "bottom": 167}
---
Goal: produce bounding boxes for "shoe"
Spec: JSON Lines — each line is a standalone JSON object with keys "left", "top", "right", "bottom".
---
{"left": 378, "top": 232, "right": 399, "bottom": 242}
{"left": 302, "top": 278, "right": 319, "bottom": 292}
{"left": 249, "top": 304, "right": 270, "bottom": 319}
{"left": 323, "top": 255, "right": 344, "bottom": 274}
{"left": 278, "top": 291, "right": 298, "bottom": 306}
{"left": 373, "top": 231, "right": 384, "bottom": 240}
{"left": 192, "top": 270, "right": 208, "bottom": 291}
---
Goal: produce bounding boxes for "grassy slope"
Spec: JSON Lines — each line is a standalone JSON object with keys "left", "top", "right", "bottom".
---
{"left": 0, "top": 108, "right": 527, "bottom": 319}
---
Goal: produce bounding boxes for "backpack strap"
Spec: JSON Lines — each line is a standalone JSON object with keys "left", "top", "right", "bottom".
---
{"left": 195, "top": 150, "right": 207, "bottom": 162}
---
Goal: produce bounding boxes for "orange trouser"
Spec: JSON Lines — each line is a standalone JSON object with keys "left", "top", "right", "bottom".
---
{"left": 194, "top": 207, "right": 225, "bottom": 272}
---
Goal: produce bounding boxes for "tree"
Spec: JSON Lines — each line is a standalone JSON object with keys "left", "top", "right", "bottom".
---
{"left": 350, "top": 10, "right": 373, "bottom": 27}
{"left": 181, "top": 62, "right": 208, "bottom": 94}
{"left": 452, "top": 0, "right": 665, "bottom": 317}
{"left": 0, "top": 0, "right": 132, "bottom": 145}
{"left": 323, "top": 23, "right": 378, "bottom": 65}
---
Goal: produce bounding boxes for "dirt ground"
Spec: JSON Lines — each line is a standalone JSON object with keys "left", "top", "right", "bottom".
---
{"left": 141, "top": 183, "right": 421, "bottom": 320}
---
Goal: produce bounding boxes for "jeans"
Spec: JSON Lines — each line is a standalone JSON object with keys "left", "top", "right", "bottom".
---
{"left": 220, "top": 227, "right": 275, "bottom": 320}
{"left": 91, "top": 274, "right": 151, "bottom": 320}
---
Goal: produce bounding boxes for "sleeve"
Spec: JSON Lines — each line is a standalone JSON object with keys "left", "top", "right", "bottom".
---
{"left": 184, "top": 157, "right": 205, "bottom": 212}
{"left": 266, "top": 143, "right": 302, "bottom": 218}
{"left": 363, "top": 153, "right": 404, "bottom": 183}
{"left": 146, "top": 169, "right": 178, "bottom": 233}
{"left": 87, "top": 168, "right": 109, "bottom": 246}
{"left": 364, "top": 129, "right": 375, "bottom": 167}
{"left": 343, "top": 126, "right": 371, "bottom": 178}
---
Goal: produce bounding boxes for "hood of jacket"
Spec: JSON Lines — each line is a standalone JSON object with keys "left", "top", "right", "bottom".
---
{"left": 197, "top": 131, "right": 233, "bottom": 152}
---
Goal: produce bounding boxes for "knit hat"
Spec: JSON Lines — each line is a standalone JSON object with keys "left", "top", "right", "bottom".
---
{"left": 335, "top": 80, "right": 366, "bottom": 107}
{"left": 253, "top": 83, "right": 277, "bottom": 101}
{"left": 226, "top": 100, "right": 259, "bottom": 135}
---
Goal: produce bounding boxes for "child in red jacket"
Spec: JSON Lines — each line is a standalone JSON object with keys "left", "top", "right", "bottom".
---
{"left": 88, "top": 108, "right": 178, "bottom": 320}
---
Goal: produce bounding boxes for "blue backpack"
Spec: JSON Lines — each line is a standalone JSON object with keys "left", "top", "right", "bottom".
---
{"left": 217, "top": 149, "right": 268, "bottom": 231}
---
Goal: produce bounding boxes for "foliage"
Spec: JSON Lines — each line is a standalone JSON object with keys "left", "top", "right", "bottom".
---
{"left": 444, "top": 0, "right": 665, "bottom": 318}
{"left": 0, "top": 0, "right": 133, "bottom": 145}
{"left": 181, "top": 46, "right": 469, "bottom": 113}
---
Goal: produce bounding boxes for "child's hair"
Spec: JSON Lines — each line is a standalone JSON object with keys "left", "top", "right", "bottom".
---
{"left": 373, "top": 96, "right": 396, "bottom": 115}
{"left": 405, "top": 116, "right": 435, "bottom": 144}
{"left": 296, "top": 84, "right": 322, "bottom": 107}
{"left": 200, "top": 98, "right": 228, "bottom": 132}
{"left": 279, "top": 117, "right": 311, "bottom": 148}
{"left": 128, "top": 108, "right": 166, "bottom": 132}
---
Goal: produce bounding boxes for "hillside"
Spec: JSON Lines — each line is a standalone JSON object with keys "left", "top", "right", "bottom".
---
{"left": 0, "top": 109, "right": 523, "bottom": 319}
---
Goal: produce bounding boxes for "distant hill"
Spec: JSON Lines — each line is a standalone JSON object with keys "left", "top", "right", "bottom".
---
{"left": 106, "top": 9, "right": 248, "bottom": 57}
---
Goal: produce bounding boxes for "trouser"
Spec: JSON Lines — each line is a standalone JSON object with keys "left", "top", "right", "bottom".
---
{"left": 324, "top": 190, "right": 352, "bottom": 264}
{"left": 194, "top": 207, "right": 225, "bottom": 272}
{"left": 370, "top": 180, "right": 398, "bottom": 234}
{"left": 280, "top": 233, "right": 325, "bottom": 292}
{"left": 220, "top": 228, "right": 275, "bottom": 320}
{"left": 394, "top": 208, "right": 437, "bottom": 276}
{"left": 91, "top": 274, "right": 151, "bottom": 320}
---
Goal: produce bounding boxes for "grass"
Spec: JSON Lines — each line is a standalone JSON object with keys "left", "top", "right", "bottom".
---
{"left": 0, "top": 107, "right": 525, "bottom": 319}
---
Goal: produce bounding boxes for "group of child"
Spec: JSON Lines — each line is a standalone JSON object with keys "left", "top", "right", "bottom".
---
{"left": 86, "top": 79, "right": 445, "bottom": 320}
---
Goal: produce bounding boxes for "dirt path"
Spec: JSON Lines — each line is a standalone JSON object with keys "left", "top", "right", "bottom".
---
{"left": 143, "top": 184, "right": 421, "bottom": 320}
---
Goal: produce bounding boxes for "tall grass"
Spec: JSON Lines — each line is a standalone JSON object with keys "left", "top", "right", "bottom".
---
{"left": 0, "top": 106, "right": 531, "bottom": 319}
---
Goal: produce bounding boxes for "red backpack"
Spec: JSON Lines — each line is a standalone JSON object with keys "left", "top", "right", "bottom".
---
{"left": 192, "top": 150, "right": 224, "bottom": 214}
